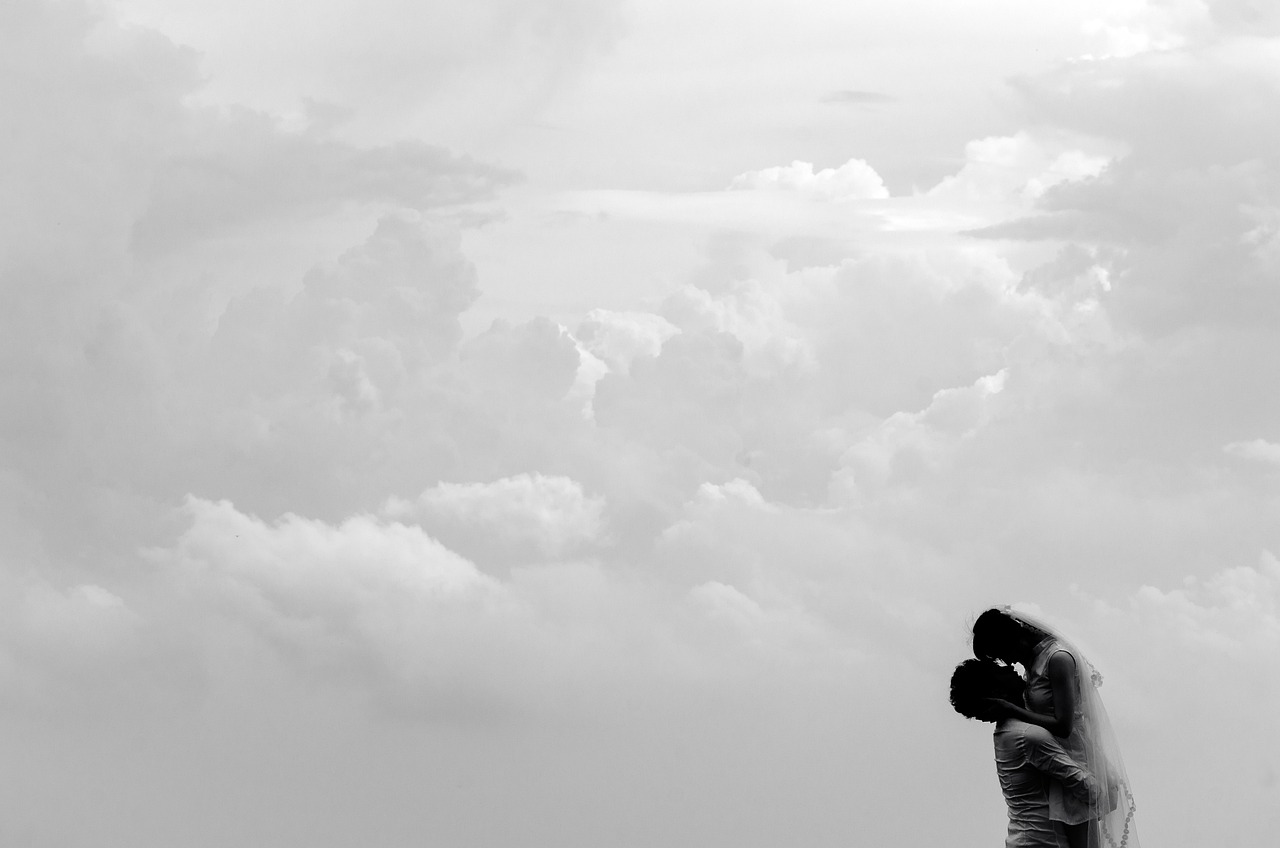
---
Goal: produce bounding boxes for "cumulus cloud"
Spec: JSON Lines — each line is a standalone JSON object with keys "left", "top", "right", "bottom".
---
{"left": 3, "top": 581, "right": 139, "bottom": 686}
{"left": 0, "top": 0, "right": 530, "bottom": 551}
{"left": 573, "top": 309, "right": 679, "bottom": 374}
{"left": 5, "top": 0, "right": 1280, "bottom": 846}
{"left": 662, "top": 282, "right": 816, "bottom": 375}
{"left": 1224, "top": 438, "right": 1280, "bottom": 466}
{"left": 729, "top": 158, "right": 890, "bottom": 200}
{"left": 833, "top": 369, "right": 1008, "bottom": 498}
{"left": 158, "top": 498, "right": 518, "bottom": 695}
{"left": 458, "top": 316, "right": 582, "bottom": 402}
{"left": 964, "top": 17, "right": 1280, "bottom": 496}
{"left": 132, "top": 111, "right": 518, "bottom": 253}
{"left": 1077, "top": 552, "right": 1280, "bottom": 846}
{"left": 1131, "top": 553, "right": 1280, "bottom": 654}
{"left": 112, "top": 0, "right": 627, "bottom": 143}
{"left": 928, "top": 132, "right": 1115, "bottom": 208}
{"left": 211, "top": 214, "right": 482, "bottom": 385}
{"left": 385, "top": 473, "right": 608, "bottom": 567}
{"left": 141, "top": 490, "right": 890, "bottom": 719}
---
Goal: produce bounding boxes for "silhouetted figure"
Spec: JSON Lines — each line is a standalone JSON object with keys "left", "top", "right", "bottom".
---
{"left": 971, "top": 608, "right": 1138, "bottom": 848}
{"left": 951, "top": 658, "right": 1101, "bottom": 848}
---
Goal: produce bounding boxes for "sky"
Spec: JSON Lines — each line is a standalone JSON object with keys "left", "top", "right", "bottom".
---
{"left": 2, "top": 0, "right": 1279, "bottom": 846}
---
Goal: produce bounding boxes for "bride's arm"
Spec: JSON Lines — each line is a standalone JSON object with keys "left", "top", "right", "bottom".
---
{"left": 985, "top": 652, "right": 1078, "bottom": 737}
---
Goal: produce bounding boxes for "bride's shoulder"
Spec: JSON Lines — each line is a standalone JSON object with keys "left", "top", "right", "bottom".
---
{"left": 1030, "top": 636, "right": 1063, "bottom": 661}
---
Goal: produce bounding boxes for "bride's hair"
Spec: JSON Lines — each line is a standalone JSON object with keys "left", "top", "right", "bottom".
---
{"left": 972, "top": 606, "right": 1046, "bottom": 662}
{"left": 949, "top": 658, "right": 1025, "bottom": 721}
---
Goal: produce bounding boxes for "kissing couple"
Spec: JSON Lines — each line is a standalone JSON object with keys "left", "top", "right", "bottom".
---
{"left": 951, "top": 607, "right": 1139, "bottom": 848}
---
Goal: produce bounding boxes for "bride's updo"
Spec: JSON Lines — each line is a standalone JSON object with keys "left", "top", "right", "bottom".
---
{"left": 972, "top": 607, "right": 1046, "bottom": 664}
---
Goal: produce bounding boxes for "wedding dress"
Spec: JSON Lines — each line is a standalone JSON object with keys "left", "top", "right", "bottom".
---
{"left": 1005, "top": 608, "right": 1140, "bottom": 848}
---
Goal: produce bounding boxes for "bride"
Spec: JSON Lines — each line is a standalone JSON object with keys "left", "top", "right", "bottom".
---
{"left": 972, "top": 607, "right": 1139, "bottom": 848}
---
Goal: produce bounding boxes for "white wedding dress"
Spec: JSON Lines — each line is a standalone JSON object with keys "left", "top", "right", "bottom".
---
{"left": 1006, "top": 608, "right": 1140, "bottom": 848}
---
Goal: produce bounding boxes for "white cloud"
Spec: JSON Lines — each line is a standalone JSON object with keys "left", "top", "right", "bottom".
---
{"left": 384, "top": 473, "right": 608, "bottom": 566}
{"left": 663, "top": 281, "right": 817, "bottom": 376}
{"left": 690, "top": 579, "right": 765, "bottom": 624}
{"left": 1077, "top": 552, "right": 1280, "bottom": 846}
{"left": 1224, "top": 438, "right": 1280, "bottom": 466}
{"left": 14, "top": 582, "right": 137, "bottom": 658}
{"left": 156, "top": 497, "right": 528, "bottom": 699}
{"left": 111, "top": 0, "right": 626, "bottom": 147}
{"left": 552, "top": 187, "right": 894, "bottom": 246}
{"left": 927, "top": 132, "right": 1116, "bottom": 207}
{"left": 573, "top": 309, "right": 679, "bottom": 374}
{"left": 0, "top": 573, "right": 177, "bottom": 716}
{"left": 728, "top": 158, "right": 890, "bottom": 200}
{"left": 131, "top": 111, "right": 517, "bottom": 254}
{"left": 5, "top": 0, "right": 1280, "bottom": 846}
{"left": 833, "top": 369, "right": 1008, "bottom": 498}
{"left": 1079, "top": 19, "right": 1188, "bottom": 59}
{"left": 691, "top": 478, "right": 770, "bottom": 509}
{"left": 458, "top": 316, "right": 584, "bottom": 402}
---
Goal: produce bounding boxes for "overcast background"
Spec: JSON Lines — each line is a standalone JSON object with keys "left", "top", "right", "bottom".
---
{"left": 2, "top": 0, "right": 1279, "bottom": 846}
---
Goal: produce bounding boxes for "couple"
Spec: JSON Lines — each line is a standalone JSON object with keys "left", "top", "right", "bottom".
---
{"left": 950, "top": 607, "right": 1139, "bottom": 848}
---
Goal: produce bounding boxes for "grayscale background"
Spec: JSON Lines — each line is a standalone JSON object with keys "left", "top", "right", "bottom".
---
{"left": 2, "top": 1, "right": 1277, "bottom": 846}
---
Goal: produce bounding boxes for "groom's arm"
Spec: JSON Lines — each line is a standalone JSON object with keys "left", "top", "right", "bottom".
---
{"left": 1022, "top": 726, "right": 1100, "bottom": 804}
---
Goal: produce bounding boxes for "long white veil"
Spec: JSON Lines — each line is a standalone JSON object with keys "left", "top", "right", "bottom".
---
{"left": 1004, "top": 607, "right": 1139, "bottom": 848}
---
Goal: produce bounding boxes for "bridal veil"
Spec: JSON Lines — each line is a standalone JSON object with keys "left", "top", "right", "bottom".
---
{"left": 1003, "top": 607, "right": 1140, "bottom": 848}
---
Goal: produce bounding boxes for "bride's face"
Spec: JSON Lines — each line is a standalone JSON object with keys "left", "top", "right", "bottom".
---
{"left": 992, "top": 633, "right": 1034, "bottom": 666}
{"left": 1013, "top": 632, "right": 1041, "bottom": 664}
{"left": 992, "top": 644, "right": 1021, "bottom": 665}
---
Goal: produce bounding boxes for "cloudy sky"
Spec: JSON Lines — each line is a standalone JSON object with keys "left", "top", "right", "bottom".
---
{"left": 3, "top": 0, "right": 1279, "bottom": 845}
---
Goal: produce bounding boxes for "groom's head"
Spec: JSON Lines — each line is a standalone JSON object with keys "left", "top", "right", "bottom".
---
{"left": 949, "top": 658, "right": 1025, "bottom": 721}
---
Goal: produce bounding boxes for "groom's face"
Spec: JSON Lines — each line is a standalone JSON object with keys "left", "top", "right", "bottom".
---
{"left": 991, "top": 666, "right": 1027, "bottom": 705}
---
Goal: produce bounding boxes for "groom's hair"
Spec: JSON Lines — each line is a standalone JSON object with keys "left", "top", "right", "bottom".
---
{"left": 949, "top": 658, "right": 1025, "bottom": 721}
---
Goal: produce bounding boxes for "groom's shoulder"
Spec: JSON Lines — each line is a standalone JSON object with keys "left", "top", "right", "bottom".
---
{"left": 1013, "top": 722, "right": 1065, "bottom": 753}
{"left": 1018, "top": 722, "right": 1052, "bottom": 741}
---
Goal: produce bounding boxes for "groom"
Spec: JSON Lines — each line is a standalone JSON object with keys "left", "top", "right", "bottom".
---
{"left": 950, "top": 659, "right": 1100, "bottom": 848}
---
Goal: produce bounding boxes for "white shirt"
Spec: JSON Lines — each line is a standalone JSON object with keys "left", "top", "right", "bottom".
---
{"left": 993, "top": 719, "right": 1100, "bottom": 848}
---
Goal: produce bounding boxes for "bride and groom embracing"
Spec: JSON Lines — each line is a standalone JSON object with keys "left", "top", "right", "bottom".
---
{"left": 951, "top": 608, "right": 1139, "bottom": 848}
